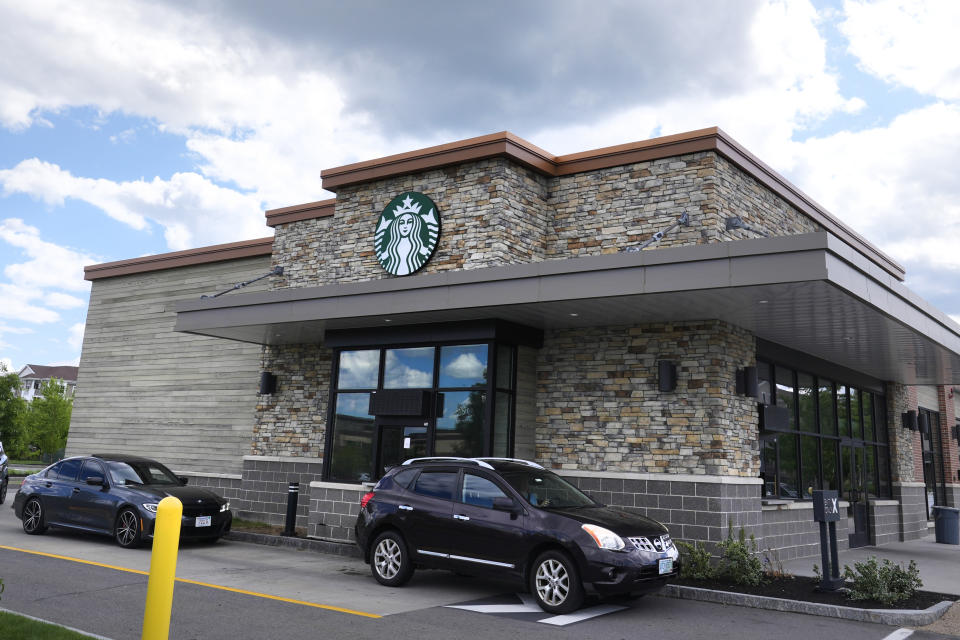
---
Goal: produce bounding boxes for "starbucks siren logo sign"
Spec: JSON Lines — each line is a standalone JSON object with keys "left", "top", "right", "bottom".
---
{"left": 375, "top": 192, "right": 440, "bottom": 276}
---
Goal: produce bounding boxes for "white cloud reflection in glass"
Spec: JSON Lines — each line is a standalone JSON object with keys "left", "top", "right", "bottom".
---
{"left": 439, "top": 344, "right": 487, "bottom": 387}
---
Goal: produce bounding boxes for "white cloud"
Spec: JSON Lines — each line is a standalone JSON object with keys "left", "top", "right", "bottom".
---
{"left": 0, "top": 218, "right": 94, "bottom": 292}
{"left": 0, "top": 283, "right": 61, "bottom": 323}
{"left": 67, "top": 322, "right": 85, "bottom": 350}
{"left": 45, "top": 292, "right": 86, "bottom": 309}
{"left": 841, "top": 0, "right": 960, "bottom": 100}
{"left": 0, "top": 162, "right": 267, "bottom": 250}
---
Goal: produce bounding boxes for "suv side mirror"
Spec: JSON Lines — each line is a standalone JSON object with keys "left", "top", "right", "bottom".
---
{"left": 179, "top": 476, "right": 189, "bottom": 486}
{"left": 86, "top": 476, "right": 105, "bottom": 486}
{"left": 492, "top": 497, "right": 520, "bottom": 514}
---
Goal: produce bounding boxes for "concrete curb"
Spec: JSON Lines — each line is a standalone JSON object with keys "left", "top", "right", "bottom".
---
{"left": 0, "top": 606, "right": 116, "bottom": 639}
{"left": 224, "top": 530, "right": 361, "bottom": 558}
{"left": 662, "top": 584, "right": 954, "bottom": 626}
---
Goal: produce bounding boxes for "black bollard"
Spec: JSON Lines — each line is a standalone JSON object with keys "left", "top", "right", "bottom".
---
{"left": 282, "top": 482, "right": 299, "bottom": 537}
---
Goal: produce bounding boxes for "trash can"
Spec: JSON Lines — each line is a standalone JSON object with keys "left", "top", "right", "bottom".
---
{"left": 932, "top": 506, "right": 960, "bottom": 545}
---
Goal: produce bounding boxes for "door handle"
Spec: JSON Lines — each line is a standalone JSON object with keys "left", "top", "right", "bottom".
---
{"left": 72, "top": 487, "right": 80, "bottom": 493}
{"left": 45, "top": 482, "right": 52, "bottom": 487}
{"left": 398, "top": 505, "right": 413, "bottom": 511}
{"left": 453, "top": 514, "right": 470, "bottom": 521}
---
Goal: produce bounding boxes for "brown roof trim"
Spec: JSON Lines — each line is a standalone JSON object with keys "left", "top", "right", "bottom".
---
{"left": 265, "top": 198, "right": 336, "bottom": 227}
{"left": 318, "top": 127, "right": 904, "bottom": 281}
{"left": 84, "top": 237, "right": 274, "bottom": 280}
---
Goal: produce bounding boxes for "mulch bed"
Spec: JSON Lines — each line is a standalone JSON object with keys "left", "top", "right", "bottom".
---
{"left": 675, "top": 575, "right": 957, "bottom": 610}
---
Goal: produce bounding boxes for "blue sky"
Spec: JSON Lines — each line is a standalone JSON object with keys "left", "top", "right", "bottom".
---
{"left": 1, "top": 0, "right": 959, "bottom": 373}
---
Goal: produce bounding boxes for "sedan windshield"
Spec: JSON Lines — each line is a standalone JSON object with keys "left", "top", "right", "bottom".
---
{"left": 500, "top": 469, "right": 596, "bottom": 509}
{"left": 106, "top": 460, "right": 181, "bottom": 486}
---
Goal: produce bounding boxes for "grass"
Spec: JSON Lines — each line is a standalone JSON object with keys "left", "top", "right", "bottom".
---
{"left": 0, "top": 611, "right": 99, "bottom": 639}
{"left": 231, "top": 517, "right": 306, "bottom": 537}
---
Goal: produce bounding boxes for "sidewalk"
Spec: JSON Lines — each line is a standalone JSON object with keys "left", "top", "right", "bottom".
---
{"left": 781, "top": 532, "right": 960, "bottom": 596}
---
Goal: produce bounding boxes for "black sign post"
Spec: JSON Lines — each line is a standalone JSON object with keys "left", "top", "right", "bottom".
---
{"left": 812, "top": 490, "right": 844, "bottom": 591}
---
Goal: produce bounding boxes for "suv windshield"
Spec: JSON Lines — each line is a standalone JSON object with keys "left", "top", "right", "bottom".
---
{"left": 106, "top": 460, "right": 181, "bottom": 486}
{"left": 500, "top": 469, "right": 596, "bottom": 509}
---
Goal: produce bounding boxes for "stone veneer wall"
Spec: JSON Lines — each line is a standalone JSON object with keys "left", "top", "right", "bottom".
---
{"left": 272, "top": 158, "right": 550, "bottom": 289}
{"left": 535, "top": 320, "right": 758, "bottom": 476}
{"left": 254, "top": 345, "right": 332, "bottom": 457}
{"left": 760, "top": 502, "right": 849, "bottom": 561}
{"left": 887, "top": 383, "right": 920, "bottom": 483}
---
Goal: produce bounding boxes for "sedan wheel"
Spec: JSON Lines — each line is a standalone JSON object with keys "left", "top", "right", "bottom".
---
{"left": 115, "top": 508, "right": 142, "bottom": 548}
{"left": 22, "top": 497, "right": 47, "bottom": 535}
{"left": 370, "top": 531, "right": 413, "bottom": 587}
{"left": 530, "top": 550, "right": 584, "bottom": 614}
{"left": 0, "top": 479, "right": 7, "bottom": 505}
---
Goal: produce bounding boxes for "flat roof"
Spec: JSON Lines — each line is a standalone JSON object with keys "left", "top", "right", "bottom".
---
{"left": 174, "top": 232, "right": 960, "bottom": 386}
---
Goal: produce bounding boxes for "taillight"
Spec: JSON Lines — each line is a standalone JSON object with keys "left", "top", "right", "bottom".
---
{"left": 360, "top": 491, "right": 375, "bottom": 508}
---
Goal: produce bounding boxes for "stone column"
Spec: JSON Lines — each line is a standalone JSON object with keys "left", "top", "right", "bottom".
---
{"left": 887, "top": 383, "right": 927, "bottom": 540}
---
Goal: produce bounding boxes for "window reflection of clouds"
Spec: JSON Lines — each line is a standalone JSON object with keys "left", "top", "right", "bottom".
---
{"left": 335, "top": 393, "right": 373, "bottom": 418}
{"left": 440, "top": 345, "right": 487, "bottom": 387}
{"left": 384, "top": 347, "right": 434, "bottom": 388}
{"left": 338, "top": 350, "right": 379, "bottom": 389}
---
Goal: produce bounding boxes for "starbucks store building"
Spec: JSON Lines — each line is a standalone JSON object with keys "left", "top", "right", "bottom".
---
{"left": 70, "top": 128, "right": 960, "bottom": 559}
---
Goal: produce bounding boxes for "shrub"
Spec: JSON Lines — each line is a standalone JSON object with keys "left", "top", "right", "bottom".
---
{"left": 714, "top": 525, "right": 764, "bottom": 586}
{"left": 677, "top": 540, "right": 713, "bottom": 580}
{"left": 843, "top": 557, "right": 923, "bottom": 605}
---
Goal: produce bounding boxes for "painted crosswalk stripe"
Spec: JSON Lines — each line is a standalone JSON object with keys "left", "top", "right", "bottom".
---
{"left": 880, "top": 629, "right": 913, "bottom": 640}
{"left": 538, "top": 604, "right": 627, "bottom": 626}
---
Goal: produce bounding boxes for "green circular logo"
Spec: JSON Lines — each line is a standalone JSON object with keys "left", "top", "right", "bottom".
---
{"left": 374, "top": 192, "right": 441, "bottom": 276}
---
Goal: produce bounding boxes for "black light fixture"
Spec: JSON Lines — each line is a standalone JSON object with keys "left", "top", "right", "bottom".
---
{"left": 735, "top": 366, "right": 758, "bottom": 398}
{"left": 658, "top": 360, "right": 677, "bottom": 392}
{"left": 259, "top": 372, "right": 277, "bottom": 395}
{"left": 901, "top": 410, "right": 918, "bottom": 431}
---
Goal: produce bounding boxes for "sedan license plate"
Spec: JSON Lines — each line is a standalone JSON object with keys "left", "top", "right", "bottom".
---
{"left": 658, "top": 558, "right": 673, "bottom": 575}
{"left": 195, "top": 516, "right": 212, "bottom": 527}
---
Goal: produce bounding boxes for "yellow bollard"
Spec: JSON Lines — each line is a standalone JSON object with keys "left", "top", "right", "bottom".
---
{"left": 142, "top": 496, "right": 182, "bottom": 640}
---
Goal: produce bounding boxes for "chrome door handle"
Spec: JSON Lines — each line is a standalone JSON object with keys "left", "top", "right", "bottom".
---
{"left": 398, "top": 505, "right": 413, "bottom": 511}
{"left": 453, "top": 514, "right": 470, "bottom": 521}
{"left": 72, "top": 487, "right": 80, "bottom": 493}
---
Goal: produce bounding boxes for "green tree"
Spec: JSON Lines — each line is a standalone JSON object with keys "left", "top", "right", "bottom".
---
{"left": 25, "top": 378, "right": 73, "bottom": 456}
{"left": 0, "top": 364, "right": 28, "bottom": 457}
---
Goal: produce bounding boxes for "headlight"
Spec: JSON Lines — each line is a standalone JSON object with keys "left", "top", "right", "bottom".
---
{"left": 142, "top": 503, "right": 159, "bottom": 513}
{"left": 220, "top": 501, "right": 230, "bottom": 512}
{"left": 582, "top": 524, "right": 625, "bottom": 550}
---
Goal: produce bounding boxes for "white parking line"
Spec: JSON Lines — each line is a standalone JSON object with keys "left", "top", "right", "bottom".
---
{"left": 538, "top": 604, "right": 628, "bottom": 626}
{"left": 881, "top": 629, "right": 914, "bottom": 640}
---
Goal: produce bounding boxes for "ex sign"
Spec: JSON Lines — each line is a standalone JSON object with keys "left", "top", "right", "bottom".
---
{"left": 813, "top": 490, "right": 840, "bottom": 522}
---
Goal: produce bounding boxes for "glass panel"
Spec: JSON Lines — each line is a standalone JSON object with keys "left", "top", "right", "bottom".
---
{"left": 865, "top": 445, "right": 877, "bottom": 498}
{"left": 496, "top": 344, "right": 514, "bottom": 390}
{"left": 822, "top": 439, "right": 839, "bottom": 491}
{"left": 762, "top": 437, "right": 777, "bottom": 497}
{"left": 757, "top": 361, "right": 772, "bottom": 405}
{"left": 337, "top": 349, "right": 380, "bottom": 389}
{"left": 876, "top": 399, "right": 888, "bottom": 443}
{"left": 384, "top": 347, "right": 435, "bottom": 389}
{"left": 328, "top": 393, "right": 374, "bottom": 483}
{"left": 57, "top": 458, "right": 82, "bottom": 481}
{"left": 837, "top": 385, "right": 850, "bottom": 437}
{"left": 438, "top": 344, "right": 488, "bottom": 388}
{"left": 800, "top": 435, "right": 820, "bottom": 498}
{"left": 775, "top": 366, "right": 796, "bottom": 430}
{"left": 841, "top": 445, "right": 853, "bottom": 498}
{"left": 878, "top": 447, "right": 890, "bottom": 497}
{"left": 436, "top": 390, "right": 486, "bottom": 457}
{"left": 461, "top": 473, "right": 509, "bottom": 508}
{"left": 818, "top": 379, "right": 836, "bottom": 435}
{"left": 798, "top": 373, "right": 816, "bottom": 432}
{"left": 850, "top": 387, "right": 862, "bottom": 440}
{"left": 777, "top": 433, "right": 799, "bottom": 498}
{"left": 413, "top": 470, "right": 457, "bottom": 500}
{"left": 493, "top": 391, "right": 511, "bottom": 457}
{"left": 862, "top": 393, "right": 874, "bottom": 442}
{"left": 79, "top": 460, "right": 105, "bottom": 482}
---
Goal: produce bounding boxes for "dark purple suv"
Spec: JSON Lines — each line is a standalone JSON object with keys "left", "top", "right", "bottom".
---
{"left": 355, "top": 457, "right": 680, "bottom": 613}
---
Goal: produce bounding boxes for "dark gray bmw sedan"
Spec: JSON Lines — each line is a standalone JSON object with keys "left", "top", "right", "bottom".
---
{"left": 12, "top": 453, "right": 231, "bottom": 548}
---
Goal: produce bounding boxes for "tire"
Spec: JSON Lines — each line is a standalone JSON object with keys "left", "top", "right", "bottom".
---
{"left": 370, "top": 531, "right": 413, "bottom": 587}
{"left": 114, "top": 508, "right": 143, "bottom": 548}
{"left": 529, "top": 550, "right": 585, "bottom": 614}
{"left": 22, "top": 497, "right": 47, "bottom": 535}
{"left": 0, "top": 478, "right": 7, "bottom": 505}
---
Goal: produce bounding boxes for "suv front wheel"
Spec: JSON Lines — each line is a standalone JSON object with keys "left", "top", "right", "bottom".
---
{"left": 371, "top": 530, "right": 413, "bottom": 587}
{"left": 530, "top": 550, "right": 584, "bottom": 614}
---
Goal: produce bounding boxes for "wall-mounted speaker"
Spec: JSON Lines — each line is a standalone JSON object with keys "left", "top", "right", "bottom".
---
{"left": 658, "top": 360, "right": 677, "bottom": 392}
{"left": 901, "top": 410, "right": 918, "bottom": 431}
{"left": 259, "top": 372, "right": 277, "bottom": 395}
{"left": 736, "top": 366, "right": 758, "bottom": 398}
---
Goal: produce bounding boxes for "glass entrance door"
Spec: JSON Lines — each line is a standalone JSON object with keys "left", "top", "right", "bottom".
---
{"left": 375, "top": 421, "right": 429, "bottom": 479}
{"left": 842, "top": 442, "right": 869, "bottom": 547}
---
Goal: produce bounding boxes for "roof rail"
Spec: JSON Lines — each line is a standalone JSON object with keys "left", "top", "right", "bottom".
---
{"left": 473, "top": 457, "right": 545, "bottom": 470}
{"left": 401, "top": 457, "right": 494, "bottom": 469}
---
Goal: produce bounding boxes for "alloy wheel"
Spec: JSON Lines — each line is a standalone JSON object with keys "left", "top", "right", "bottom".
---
{"left": 374, "top": 537, "right": 402, "bottom": 579}
{"left": 23, "top": 499, "right": 42, "bottom": 533}
{"left": 116, "top": 510, "right": 139, "bottom": 547}
{"left": 535, "top": 558, "right": 570, "bottom": 606}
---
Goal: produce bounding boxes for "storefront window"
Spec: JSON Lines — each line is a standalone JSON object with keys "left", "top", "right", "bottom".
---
{"left": 862, "top": 393, "right": 874, "bottom": 441}
{"left": 818, "top": 379, "right": 836, "bottom": 435}
{"left": 436, "top": 390, "right": 486, "bottom": 457}
{"left": 328, "top": 393, "right": 375, "bottom": 483}
{"left": 384, "top": 347, "right": 434, "bottom": 388}
{"left": 800, "top": 435, "right": 820, "bottom": 498}
{"left": 777, "top": 433, "right": 798, "bottom": 498}
{"left": 850, "top": 387, "right": 862, "bottom": 439}
{"left": 775, "top": 367, "right": 796, "bottom": 429}
{"left": 337, "top": 349, "right": 379, "bottom": 389}
{"left": 798, "top": 373, "right": 816, "bottom": 432}
{"left": 837, "top": 385, "right": 850, "bottom": 437}
{"left": 494, "top": 391, "right": 511, "bottom": 457}
{"left": 439, "top": 344, "right": 487, "bottom": 388}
